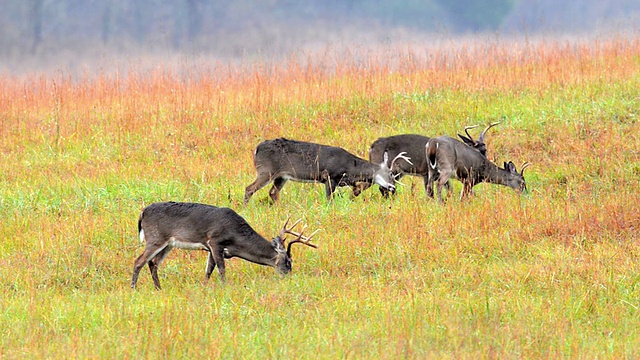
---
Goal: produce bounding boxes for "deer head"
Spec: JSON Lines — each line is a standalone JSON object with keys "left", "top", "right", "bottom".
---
{"left": 375, "top": 151, "right": 413, "bottom": 191}
{"left": 502, "top": 161, "right": 530, "bottom": 193}
{"left": 458, "top": 121, "right": 500, "bottom": 156}
{"left": 273, "top": 218, "right": 319, "bottom": 274}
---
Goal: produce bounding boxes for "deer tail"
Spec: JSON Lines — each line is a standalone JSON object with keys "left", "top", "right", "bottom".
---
{"left": 138, "top": 211, "right": 145, "bottom": 243}
{"left": 426, "top": 141, "right": 439, "bottom": 169}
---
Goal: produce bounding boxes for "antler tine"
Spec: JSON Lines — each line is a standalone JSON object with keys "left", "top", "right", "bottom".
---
{"left": 394, "top": 179, "right": 407, "bottom": 187}
{"left": 286, "top": 218, "right": 303, "bottom": 232}
{"left": 285, "top": 223, "right": 317, "bottom": 239}
{"left": 464, "top": 124, "right": 480, "bottom": 139}
{"left": 479, "top": 121, "right": 501, "bottom": 142}
{"left": 520, "top": 162, "right": 531, "bottom": 175}
{"left": 279, "top": 217, "right": 303, "bottom": 238}
{"left": 286, "top": 228, "right": 320, "bottom": 253}
{"left": 389, "top": 151, "right": 413, "bottom": 169}
{"left": 278, "top": 217, "right": 289, "bottom": 238}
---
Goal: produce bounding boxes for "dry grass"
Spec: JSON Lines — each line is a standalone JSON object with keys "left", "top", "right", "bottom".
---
{"left": 1, "top": 34, "right": 639, "bottom": 358}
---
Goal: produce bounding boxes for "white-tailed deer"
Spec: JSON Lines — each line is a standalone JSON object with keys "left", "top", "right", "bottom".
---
{"left": 425, "top": 136, "right": 529, "bottom": 202}
{"left": 243, "top": 138, "right": 412, "bottom": 204}
{"left": 131, "top": 202, "right": 318, "bottom": 290}
{"left": 368, "top": 122, "right": 499, "bottom": 197}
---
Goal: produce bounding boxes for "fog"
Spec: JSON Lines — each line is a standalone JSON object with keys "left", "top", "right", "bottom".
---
{"left": 1, "top": 0, "right": 638, "bottom": 75}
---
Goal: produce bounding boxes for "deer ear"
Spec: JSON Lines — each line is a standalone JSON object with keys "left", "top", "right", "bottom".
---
{"left": 506, "top": 161, "right": 517, "bottom": 173}
{"left": 458, "top": 134, "right": 475, "bottom": 146}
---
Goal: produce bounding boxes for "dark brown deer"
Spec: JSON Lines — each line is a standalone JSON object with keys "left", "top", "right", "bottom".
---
{"left": 243, "top": 138, "right": 411, "bottom": 204}
{"left": 368, "top": 122, "right": 499, "bottom": 197}
{"left": 426, "top": 136, "right": 530, "bottom": 202}
{"left": 131, "top": 202, "right": 318, "bottom": 290}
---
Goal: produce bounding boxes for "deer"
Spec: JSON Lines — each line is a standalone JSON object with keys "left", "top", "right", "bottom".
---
{"left": 425, "top": 136, "right": 530, "bottom": 202}
{"left": 243, "top": 137, "right": 412, "bottom": 204}
{"left": 131, "top": 201, "right": 318, "bottom": 290}
{"left": 368, "top": 122, "right": 500, "bottom": 197}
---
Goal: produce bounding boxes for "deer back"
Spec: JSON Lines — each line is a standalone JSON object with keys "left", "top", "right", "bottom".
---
{"left": 139, "top": 202, "right": 225, "bottom": 247}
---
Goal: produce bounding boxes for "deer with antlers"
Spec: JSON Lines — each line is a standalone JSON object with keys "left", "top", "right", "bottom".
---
{"left": 131, "top": 202, "right": 318, "bottom": 290}
{"left": 244, "top": 138, "right": 412, "bottom": 204}
{"left": 368, "top": 122, "right": 500, "bottom": 197}
{"left": 426, "top": 135, "right": 530, "bottom": 202}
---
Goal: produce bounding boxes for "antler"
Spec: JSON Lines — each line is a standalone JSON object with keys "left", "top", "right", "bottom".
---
{"left": 478, "top": 121, "right": 501, "bottom": 142}
{"left": 464, "top": 124, "right": 480, "bottom": 140}
{"left": 279, "top": 218, "right": 319, "bottom": 253}
{"left": 520, "top": 162, "right": 531, "bottom": 176}
{"left": 285, "top": 227, "right": 319, "bottom": 254}
{"left": 286, "top": 228, "right": 320, "bottom": 248}
{"left": 389, "top": 151, "right": 413, "bottom": 169}
{"left": 279, "top": 217, "right": 303, "bottom": 239}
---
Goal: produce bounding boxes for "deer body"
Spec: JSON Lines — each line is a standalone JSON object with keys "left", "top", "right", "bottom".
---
{"left": 244, "top": 138, "right": 410, "bottom": 203}
{"left": 426, "top": 136, "right": 529, "bottom": 202}
{"left": 131, "top": 202, "right": 317, "bottom": 290}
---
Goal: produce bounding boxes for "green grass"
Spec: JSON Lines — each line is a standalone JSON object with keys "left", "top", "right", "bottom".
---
{"left": 1, "top": 36, "right": 640, "bottom": 358}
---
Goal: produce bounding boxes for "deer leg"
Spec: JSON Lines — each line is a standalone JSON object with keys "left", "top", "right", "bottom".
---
{"left": 147, "top": 247, "right": 172, "bottom": 290}
{"left": 210, "top": 245, "right": 226, "bottom": 283}
{"left": 436, "top": 172, "right": 452, "bottom": 203}
{"left": 423, "top": 175, "right": 434, "bottom": 198}
{"left": 131, "top": 251, "right": 152, "bottom": 289}
{"left": 131, "top": 242, "right": 169, "bottom": 289}
{"left": 426, "top": 170, "right": 444, "bottom": 200}
{"left": 436, "top": 180, "right": 445, "bottom": 203}
{"left": 205, "top": 252, "right": 216, "bottom": 281}
{"left": 244, "top": 172, "right": 272, "bottom": 204}
{"left": 204, "top": 240, "right": 218, "bottom": 281}
{"left": 460, "top": 181, "right": 473, "bottom": 201}
{"left": 445, "top": 181, "right": 453, "bottom": 199}
{"left": 324, "top": 178, "right": 338, "bottom": 200}
{"left": 268, "top": 177, "right": 287, "bottom": 203}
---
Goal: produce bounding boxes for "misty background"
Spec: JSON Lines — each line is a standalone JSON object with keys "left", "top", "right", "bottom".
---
{"left": 1, "top": 0, "right": 639, "bottom": 75}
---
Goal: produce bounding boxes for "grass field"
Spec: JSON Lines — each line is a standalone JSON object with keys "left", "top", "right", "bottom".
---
{"left": 1, "top": 35, "right": 639, "bottom": 358}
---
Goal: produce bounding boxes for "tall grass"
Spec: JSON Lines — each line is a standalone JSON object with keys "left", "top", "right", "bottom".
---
{"left": 1, "top": 35, "right": 639, "bottom": 358}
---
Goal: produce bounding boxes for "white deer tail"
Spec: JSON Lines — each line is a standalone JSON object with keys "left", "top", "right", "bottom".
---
{"left": 426, "top": 141, "right": 439, "bottom": 169}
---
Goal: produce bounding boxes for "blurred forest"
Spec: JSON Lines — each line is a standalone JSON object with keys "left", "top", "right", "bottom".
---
{"left": 1, "top": 0, "right": 639, "bottom": 74}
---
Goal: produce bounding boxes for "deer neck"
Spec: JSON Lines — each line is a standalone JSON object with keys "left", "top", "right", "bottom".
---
{"left": 225, "top": 233, "right": 278, "bottom": 267}
{"left": 485, "top": 163, "right": 515, "bottom": 188}
{"left": 346, "top": 161, "right": 378, "bottom": 183}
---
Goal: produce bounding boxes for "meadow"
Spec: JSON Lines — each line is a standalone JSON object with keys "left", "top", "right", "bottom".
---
{"left": 1, "top": 35, "right": 639, "bottom": 358}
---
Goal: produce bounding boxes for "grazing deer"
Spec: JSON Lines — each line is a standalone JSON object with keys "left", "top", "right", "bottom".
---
{"left": 131, "top": 202, "right": 318, "bottom": 290}
{"left": 368, "top": 122, "right": 499, "bottom": 197}
{"left": 425, "top": 136, "right": 529, "bottom": 202}
{"left": 243, "top": 138, "right": 412, "bottom": 204}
